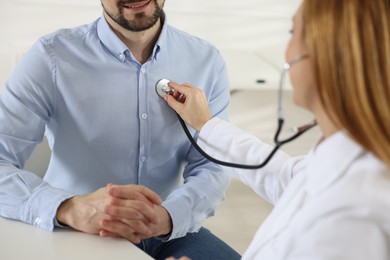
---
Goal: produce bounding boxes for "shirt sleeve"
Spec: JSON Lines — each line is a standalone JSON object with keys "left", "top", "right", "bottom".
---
{"left": 161, "top": 51, "right": 232, "bottom": 240}
{"left": 198, "top": 117, "right": 305, "bottom": 205}
{"left": 0, "top": 39, "right": 75, "bottom": 230}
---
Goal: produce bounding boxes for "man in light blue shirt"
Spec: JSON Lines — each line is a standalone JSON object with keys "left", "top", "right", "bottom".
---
{"left": 0, "top": 0, "right": 240, "bottom": 259}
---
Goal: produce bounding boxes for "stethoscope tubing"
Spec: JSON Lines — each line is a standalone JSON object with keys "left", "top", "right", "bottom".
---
{"left": 177, "top": 114, "right": 314, "bottom": 169}
{"left": 156, "top": 54, "right": 316, "bottom": 170}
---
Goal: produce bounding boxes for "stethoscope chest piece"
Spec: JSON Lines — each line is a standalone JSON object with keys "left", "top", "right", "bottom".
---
{"left": 155, "top": 79, "right": 172, "bottom": 98}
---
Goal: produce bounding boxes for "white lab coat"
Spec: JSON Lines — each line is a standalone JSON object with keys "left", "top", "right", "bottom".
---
{"left": 198, "top": 118, "right": 390, "bottom": 260}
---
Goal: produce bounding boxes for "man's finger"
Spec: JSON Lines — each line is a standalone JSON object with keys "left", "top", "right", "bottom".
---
{"left": 100, "top": 218, "right": 152, "bottom": 242}
{"left": 99, "top": 229, "right": 121, "bottom": 238}
{"left": 109, "top": 185, "right": 162, "bottom": 205}
{"left": 104, "top": 200, "right": 159, "bottom": 224}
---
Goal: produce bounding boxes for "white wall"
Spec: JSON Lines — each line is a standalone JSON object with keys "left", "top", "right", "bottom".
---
{"left": 0, "top": 0, "right": 301, "bottom": 91}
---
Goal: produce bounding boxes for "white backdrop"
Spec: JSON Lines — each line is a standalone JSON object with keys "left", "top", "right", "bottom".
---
{"left": 0, "top": 0, "right": 301, "bottom": 91}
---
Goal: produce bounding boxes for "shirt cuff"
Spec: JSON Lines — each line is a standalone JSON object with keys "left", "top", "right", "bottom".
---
{"left": 23, "top": 185, "right": 75, "bottom": 231}
{"left": 198, "top": 117, "right": 225, "bottom": 154}
{"left": 161, "top": 196, "right": 196, "bottom": 241}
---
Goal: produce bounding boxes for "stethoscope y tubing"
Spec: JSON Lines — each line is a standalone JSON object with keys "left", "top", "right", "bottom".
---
{"left": 177, "top": 113, "right": 282, "bottom": 169}
{"left": 157, "top": 55, "right": 316, "bottom": 169}
{"left": 177, "top": 114, "right": 314, "bottom": 169}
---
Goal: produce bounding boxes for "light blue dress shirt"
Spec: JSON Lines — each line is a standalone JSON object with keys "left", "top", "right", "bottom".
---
{"left": 0, "top": 14, "right": 231, "bottom": 240}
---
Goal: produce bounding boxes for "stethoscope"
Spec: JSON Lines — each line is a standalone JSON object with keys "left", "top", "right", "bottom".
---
{"left": 155, "top": 55, "right": 317, "bottom": 169}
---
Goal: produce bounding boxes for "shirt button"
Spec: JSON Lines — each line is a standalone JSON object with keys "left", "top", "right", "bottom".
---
{"left": 140, "top": 156, "right": 146, "bottom": 162}
{"left": 141, "top": 113, "right": 148, "bottom": 119}
{"left": 141, "top": 68, "right": 146, "bottom": 73}
{"left": 33, "top": 217, "right": 41, "bottom": 226}
{"left": 119, "top": 53, "right": 125, "bottom": 60}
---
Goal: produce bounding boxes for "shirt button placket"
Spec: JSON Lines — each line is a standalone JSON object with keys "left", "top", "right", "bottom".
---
{"left": 138, "top": 65, "right": 148, "bottom": 184}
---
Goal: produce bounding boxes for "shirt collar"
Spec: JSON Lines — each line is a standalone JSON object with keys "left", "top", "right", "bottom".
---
{"left": 97, "top": 14, "right": 128, "bottom": 62}
{"left": 97, "top": 12, "right": 168, "bottom": 62}
{"left": 153, "top": 11, "right": 168, "bottom": 60}
{"left": 304, "top": 131, "right": 366, "bottom": 195}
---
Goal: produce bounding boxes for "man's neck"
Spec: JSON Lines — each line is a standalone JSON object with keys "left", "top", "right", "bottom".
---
{"left": 104, "top": 13, "right": 162, "bottom": 64}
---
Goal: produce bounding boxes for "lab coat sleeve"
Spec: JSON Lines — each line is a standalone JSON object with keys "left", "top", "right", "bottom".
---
{"left": 162, "top": 53, "right": 232, "bottom": 239}
{"left": 0, "top": 39, "right": 75, "bottom": 230}
{"left": 198, "top": 117, "right": 305, "bottom": 205}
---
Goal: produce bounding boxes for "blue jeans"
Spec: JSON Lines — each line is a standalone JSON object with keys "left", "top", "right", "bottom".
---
{"left": 136, "top": 227, "right": 241, "bottom": 260}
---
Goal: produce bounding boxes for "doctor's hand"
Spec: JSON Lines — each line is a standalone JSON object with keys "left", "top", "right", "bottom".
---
{"left": 56, "top": 184, "right": 163, "bottom": 243}
{"left": 99, "top": 185, "right": 172, "bottom": 243}
{"left": 164, "top": 82, "right": 212, "bottom": 132}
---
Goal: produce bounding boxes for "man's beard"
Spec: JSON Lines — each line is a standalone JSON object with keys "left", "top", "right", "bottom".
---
{"left": 103, "top": 0, "right": 163, "bottom": 32}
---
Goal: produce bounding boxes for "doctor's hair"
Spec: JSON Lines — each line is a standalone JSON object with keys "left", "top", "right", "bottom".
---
{"left": 302, "top": 0, "right": 390, "bottom": 167}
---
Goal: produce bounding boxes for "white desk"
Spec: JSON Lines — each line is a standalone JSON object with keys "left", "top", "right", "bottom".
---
{"left": 0, "top": 217, "right": 154, "bottom": 260}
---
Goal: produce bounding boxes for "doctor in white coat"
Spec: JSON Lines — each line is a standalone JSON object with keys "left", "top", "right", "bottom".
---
{"left": 164, "top": 0, "right": 390, "bottom": 259}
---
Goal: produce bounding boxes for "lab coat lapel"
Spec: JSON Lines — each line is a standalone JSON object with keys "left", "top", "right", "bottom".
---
{"left": 248, "top": 132, "right": 365, "bottom": 254}
{"left": 305, "top": 131, "right": 365, "bottom": 196}
{"left": 248, "top": 156, "right": 311, "bottom": 251}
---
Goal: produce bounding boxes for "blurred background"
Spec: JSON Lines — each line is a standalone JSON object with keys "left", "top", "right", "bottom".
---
{"left": 0, "top": 0, "right": 321, "bottom": 254}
